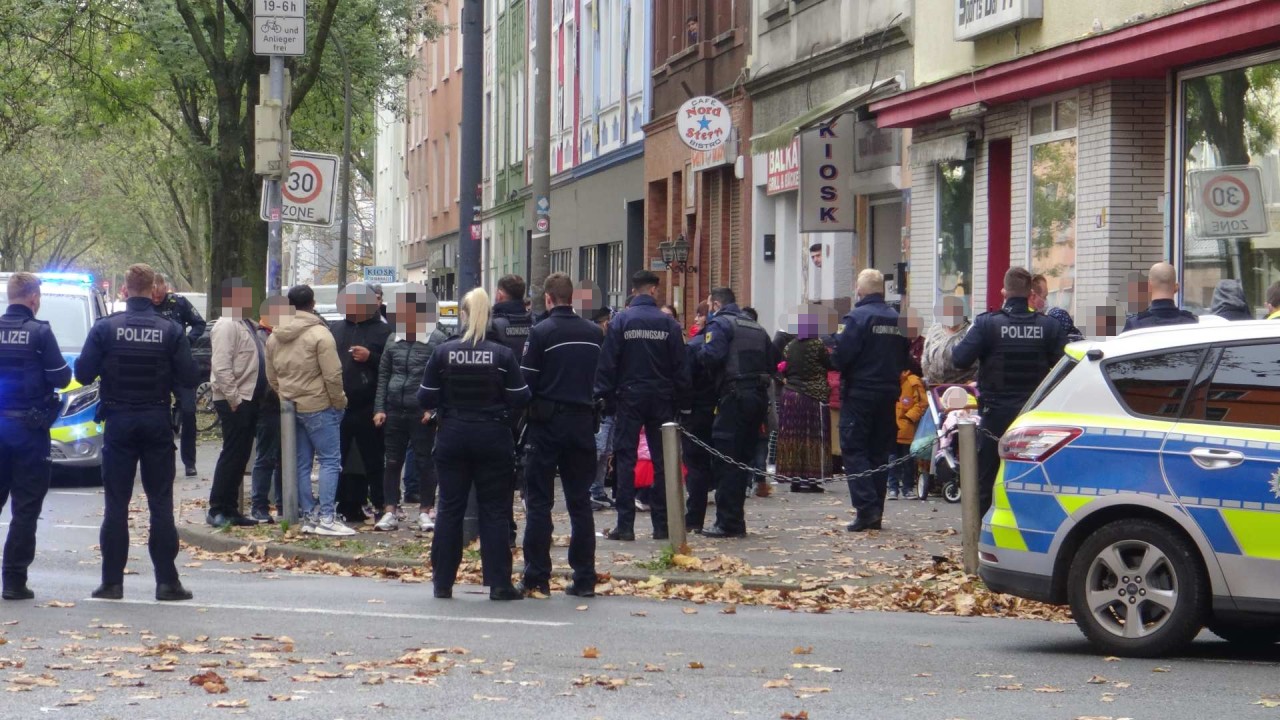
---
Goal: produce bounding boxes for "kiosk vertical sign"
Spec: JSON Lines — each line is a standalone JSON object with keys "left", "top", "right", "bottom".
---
{"left": 800, "top": 114, "right": 855, "bottom": 233}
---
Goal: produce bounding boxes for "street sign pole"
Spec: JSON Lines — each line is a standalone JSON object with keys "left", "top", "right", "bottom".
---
{"left": 266, "top": 54, "right": 286, "bottom": 297}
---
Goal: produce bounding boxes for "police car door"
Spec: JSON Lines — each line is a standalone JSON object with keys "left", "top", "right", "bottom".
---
{"left": 1161, "top": 340, "right": 1280, "bottom": 609}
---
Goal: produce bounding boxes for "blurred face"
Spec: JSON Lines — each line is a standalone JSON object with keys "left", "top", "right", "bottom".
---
{"left": 339, "top": 284, "right": 377, "bottom": 322}
{"left": 221, "top": 284, "right": 253, "bottom": 318}
{"left": 260, "top": 296, "right": 294, "bottom": 328}
{"left": 391, "top": 286, "right": 438, "bottom": 338}
{"left": 1030, "top": 282, "right": 1048, "bottom": 312}
{"left": 661, "top": 305, "right": 676, "bottom": 319}
{"left": 151, "top": 279, "right": 168, "bottom": 304}
{"left": 940, "top": 296, "right": 965, "bottom": 328}
{"left": 572, "top": 281, "right": 601, "bottom": 318}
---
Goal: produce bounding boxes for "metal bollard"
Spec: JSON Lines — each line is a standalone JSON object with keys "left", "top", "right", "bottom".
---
{"left": 957, "top": 419, "right": 980, "bottom": 574}
{"left": 661, "top": 422, "right": 688, "bottom": 553}
{"left": 280, "top": 400, "right": 298, "bottom": 526}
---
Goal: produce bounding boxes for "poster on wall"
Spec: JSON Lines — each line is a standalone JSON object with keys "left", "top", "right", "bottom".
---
{"left": 804, "top": 232, "right": 856, "bottom": 312}
{"left": 800, "top": 114, "right": 856, "bottom": 233}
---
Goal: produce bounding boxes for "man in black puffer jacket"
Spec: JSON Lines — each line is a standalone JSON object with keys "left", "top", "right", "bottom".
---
{"left": 373, "top": 288, "right": 448, "bottom": 532}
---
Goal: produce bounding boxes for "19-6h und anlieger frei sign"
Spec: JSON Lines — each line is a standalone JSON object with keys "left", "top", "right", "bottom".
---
{"left": 254, "top": 0, "right": 306, "bottom": 56}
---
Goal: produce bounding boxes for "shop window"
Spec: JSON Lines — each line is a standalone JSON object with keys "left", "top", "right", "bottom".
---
{"left": 936, "top": 159, "right": 974, "bottom": 317}
{"left": 1029, "top": 98, "right": 1078, "bottom": 316}
{"left": 1178, "top": 53, "right": 1280, "bottom": 317}
{"left": 606, "top": 242, "right": 624, "bottom": 310}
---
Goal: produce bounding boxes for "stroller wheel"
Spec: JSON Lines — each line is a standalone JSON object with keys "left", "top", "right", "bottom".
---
{"left": 916, "top": 473, "right": 931, "bottom": 501}
{"left": 943, "top": 481, "right": 962, "bottom": 504}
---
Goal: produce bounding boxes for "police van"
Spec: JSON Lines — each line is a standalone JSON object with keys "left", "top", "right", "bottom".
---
{"left": 979, "top": 321, "right": 1280, "bottom": 656}
{"left": 0, "top": 272, "right": 108, "bottom": 481}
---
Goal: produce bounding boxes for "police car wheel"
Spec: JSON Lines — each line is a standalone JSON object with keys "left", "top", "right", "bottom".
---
{"left": 1207, "top": 620, "right": 1280, "bottom": 647}
{"left": 1067, "top": 519, "right": 1207, "bottom": 658}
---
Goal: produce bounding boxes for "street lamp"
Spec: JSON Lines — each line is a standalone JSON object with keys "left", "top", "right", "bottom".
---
{"left": 332, "top": 34, "right": 353, "bottom": 290}
{"left": 660, "top": 235, "right": 697, "bottom": 274}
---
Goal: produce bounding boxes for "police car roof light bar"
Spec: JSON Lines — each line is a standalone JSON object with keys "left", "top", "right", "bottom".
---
{"left": 38, "top": 272, "right": 95, "bottom": 286}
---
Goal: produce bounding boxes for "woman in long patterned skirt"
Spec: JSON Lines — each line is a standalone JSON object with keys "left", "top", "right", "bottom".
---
{"left": 775, "top": 319, "right": 833, "bottom": 492}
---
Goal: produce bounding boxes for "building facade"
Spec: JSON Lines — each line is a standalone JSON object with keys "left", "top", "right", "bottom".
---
{"left": 483, "top": 0, "right": 531, "bottom": 293}
{"left": 872, "top": 0, "right": 1280, "bottom": 327}
{"left": 373, "top": 99, "right": 407, "bottom": 275}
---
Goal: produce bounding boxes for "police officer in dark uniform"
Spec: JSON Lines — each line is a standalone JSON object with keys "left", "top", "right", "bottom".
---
{"left": 1121, "top": 261, "right": 1198, "bottom": 333}
{"left": 487, "top": 274, "right": 533, "bottom": 542}
{"left": 0, "top": 273, "right": 72, "bottom": 601}
{"left": 76, "top": 264, "right": 200, "bottom": 601}
{"left": 682, "top": 326, "right": 719, "bottom": 533}
{"left": 594, "top": 271, "right": 691, "bottom": 541}
{"left": 516, "top": 273, "right": 602, "bottom": 597}
{"left": 418, "top": 287, "right": 530, "bottom": 601}
{"left": 952, "top": 266, "right": 1067, "bottom": 518}
{"left": 695, "top": 288, "right": 778, "bottom": 538}
{"left": 151, "top": 273, "right": 206, "bottom": 477}
{"left": 834, "top": 269, "right": 910, "bottom": 532}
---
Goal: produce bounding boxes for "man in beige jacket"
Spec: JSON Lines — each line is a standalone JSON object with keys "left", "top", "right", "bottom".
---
{"left": 265, "top": 285, "right": 353, "bottom": 536}
{"left": 207, "top": 279, "right": 265, "bottom": 527}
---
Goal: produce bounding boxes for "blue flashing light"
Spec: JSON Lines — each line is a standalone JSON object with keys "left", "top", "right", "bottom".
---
{"left": 38, "top": 272, "right": 94, "bottom": 286}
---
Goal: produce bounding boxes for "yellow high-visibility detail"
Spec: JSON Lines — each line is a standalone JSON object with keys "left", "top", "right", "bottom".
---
{"left": 991, "top": 525, "right": 1029, "bottom": 552}
{"left": 989, "top": 467, "right": 1029, "bottom": 551}
{"left": 1013, "top": 410, "right": 1168, "bottom": 434}
{"left": 50, "top": 421, "right": 102, "bottom": 443}
{"left": 1064, "top": 344, "right": 1086, "bottom": 361}
{"left": 1164, "top": 421, "right": 1280, "bottom": 446}
{"left": 1220, "top": 509, "right": 1280, "bottom": 561}
{"left": 1056, "top": 494, "right": 1096, "bottom": 515}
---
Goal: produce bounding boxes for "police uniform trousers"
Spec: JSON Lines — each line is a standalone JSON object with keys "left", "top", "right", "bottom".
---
{"left": 430, "top": 417, "right": 516, "bottom": 591}
{"left": 611, "top": 394, "right": 672, "bottom": 536}
{"left": 382, "top": 411, "right": 437, "bottom": 509}
{"left": 174, "top": 385, "right": 197, "bottom": 470}
{"left": 977, "top": 403, "right": 1021, "bottom": 519}
{"left": 100, "top": 407, "right": 180, "bottom": 586}
{"left": 711, "top": 389, "right": 768, "bottom": 534}
{"left": 520, "top": 410, "right": 596, "bottom": 588}
{"left": 337, "top": 404, "right": 385, "bottom": 521}
{"left": 840, "top": 389, "right": 898, "bottom": 520}
{"left": 0, "top": 418, "right": 53, "bottom": 587}
{"left": 681, "top": 404, "right": 716, "bottom": 531}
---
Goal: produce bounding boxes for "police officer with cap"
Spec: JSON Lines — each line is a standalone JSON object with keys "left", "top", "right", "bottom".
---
{"left": 151, "top": 273, "right": 206, "bottom": 477}
{"left": 682, "top": 322, "right": 720, "bottom": 533}
{"left": 695, "top": 287, "right": 778, "bottom": 538}
{"left": 1121, "top": 261, "right": 1198, "bottom": 333}
{"left": 594, "top": 270, "right": 691, "bottom": 541}
{"left": 418, "top": 287, "right": 530, "bottom": 601}
{"left": 0, "top": 273, "right": 71, "bottom": 601}
{"left": 834, "top": 269, "right": 909, "bottom": 532}
{"left": 952, "top": 266, "right": 1067, "bottom": 518}
{"left": 487, "top": 274, "right": 533, "bottom": 539}
{"left": 76, "top": 264, "right": 200, "bottom": 601}
{"left": 516, "top": 272, "right": 602, "bottom": 598}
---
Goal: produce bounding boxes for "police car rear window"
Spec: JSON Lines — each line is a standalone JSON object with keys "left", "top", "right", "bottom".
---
{"left": 1023, "top": 356, "right": 1077, "bottom": 412}
{"left": 1103, "top": 349, "right": 1205, "bottom": 420}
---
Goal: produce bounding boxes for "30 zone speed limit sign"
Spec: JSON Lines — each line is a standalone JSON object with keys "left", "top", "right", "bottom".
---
{"left": 260, "top": 150, "right": 340, "bottom": 227}
{"left": 1190, "top": 166, "right": 1269, "bottom": 239}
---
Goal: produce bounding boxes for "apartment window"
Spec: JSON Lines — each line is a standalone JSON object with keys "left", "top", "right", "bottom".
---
{"left": 563, "top": 19, "right": 576, "bottom": 129}
{"left": 626, "top": 1, "right": 643, "bottom": 98}
{"left": 441, "top": 11, "right": 451, "bottom": 82}
{"left": 1028, "top": 97, "right": 1079, "bottom": 317}
{"left": 431, "top": 140, "right": 440, "bottom": 215}
{"left": 600, "top": 0, "right": 620, "bottom": 105}
{"left": 456, "top": 7, "right": 464, "bottom": 71}
{"left": 581, "top": 4, "right": 596, "bottom": 118}
{"left": 442, "top": 133, "right": 451, "bottom": 213}
{"left": 456, "top": 122, "right": 462, "bottom": 203}
{"left": 936, "top": 159, "right": 974, "bottom": 316}
{"left": 431, "top": 37, "right": 439, "bottom": 91}
{"left": 484, "top": 92, "right": 492, "bottom": 178}
{"left": 550, "top": 249, "right": 573, "bottom": 275}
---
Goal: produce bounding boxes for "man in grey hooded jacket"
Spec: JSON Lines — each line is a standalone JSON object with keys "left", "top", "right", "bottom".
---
{"left": 1210, "top": 279, "right": 1254, "bottom": 321}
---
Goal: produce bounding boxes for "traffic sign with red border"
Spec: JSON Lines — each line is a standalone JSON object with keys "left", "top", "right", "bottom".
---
{"left": 260, "top": 150, "right": 339, "bottom": 227}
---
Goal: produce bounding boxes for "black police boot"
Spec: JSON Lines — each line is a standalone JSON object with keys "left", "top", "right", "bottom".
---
{"left": 433, "top": 585, "right": 453, "bottom": 599}
{"left": 489, "top": 585, "right": 524, "bottom": 602}
{"left": 565, "top": 582, "right": 596, "bottom": 598}
{"left": 846, "top": 515, "right": 883, "bottom": 532}
{"left": 185, "top": 466, "right": 198, "bottom": 478}
{"left": 515, "top": 580, "right": 550, "bottom": 598}
{"left": 2, "top": 584, "right": 34, "bottom": 601}
{"left": 652, "top": 529, "right": 669, "bottom": 541}
{"left": 702, "top": 525, "right": 747, "bottom": 539}
{"left": 91, "top": 583, "right": 124, "bottom": 600}
{"left": 156, "top": 582, "right": 193, "bottom": 602}
{"left": 603, "top": 528, "right": 634, "bottom": 541}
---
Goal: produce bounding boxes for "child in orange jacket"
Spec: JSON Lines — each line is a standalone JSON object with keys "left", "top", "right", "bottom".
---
{"left": 891, "top": 368, "right": 928, "bottom": 499}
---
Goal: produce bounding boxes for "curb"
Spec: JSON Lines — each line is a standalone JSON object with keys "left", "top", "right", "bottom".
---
{"left": 177, "top": 525, "right": 892, "bottom": 593}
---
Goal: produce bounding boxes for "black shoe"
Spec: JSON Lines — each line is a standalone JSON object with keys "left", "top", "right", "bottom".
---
{"left": 846, "top": 516, "right": 883, "bottom": 532}
{"left": 404, "top": 492, "right": 421, "bottom": 505}
{"left": 653, "top": 529, "right": 669, "bottom": 541}
{"left": 603, "top": 528, "right": 634, "bottom": 541}
{"left": 91, "top": 583, "right": 123, "bottom": 600}
{"left": 206, "top": 511, "right": 230, "bottom": 528}
{"left": 516, "top": 580, "right": 550, "bottom": 598}
{"left": 689, "top": 527, "right": 704, "bottom": 535}
{"left": 490, "top": 586, "right": 524, "bottom": 602}
{"left": 565, "top": 582, "right": 597, "bottom": 598}
{"left": 2, "top": 585, "right": 33, "bottom": 601}
{"left": 229, "top": 515, "right": 258, "bottom": 528}
{"left": 702, "top": 525, "right": 746, "bottom": 539}
{"left": 590, "top": 499, "right": 611, "bottom": 511}
{"left": 156, "top": 582, "right": 193, "bottom": 601}
{"left": 434, "top": 586, "right": 453, "bottom": 599}
{"left": 185, "top": 466, "right": 198, "bottom": 478}
{"left": 250, "top": 509, "right": 275, "bottom": 524}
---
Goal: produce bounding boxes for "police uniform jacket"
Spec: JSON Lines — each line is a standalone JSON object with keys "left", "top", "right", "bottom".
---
{"left": 488, "top": 300, "right": 534, "bottom": 358}
{"left": 329, "top": 315, "right": 393, "bottom": 408}
{"left": 417, "top": 337, "right": 531, "bottom": 419}
{"left": 374, "top": 328, "right": 449, "bottom": 414}
{"left": 520, "top": 305, "right": 601, "bottom": 408}
{"left": 684, "top": 333, "right": 720, "bottom": 411}
{"left": 951, "top": 298, "right": 1067, "bottom": 410}
{"left": 153, "top": 293, "right": 207, "bottom": 343}
{"left": 0, "top": 304, "right": 71, "bottom": 412}
{"left": 76, "top": 296, "right": 200, "bottom": 408}
{"left": 695, "top": 304, "right": 779, "bottom": 396}
{"left": 593, "top": 294, "right": 691, "bottom": 405}
{"left": 833, "top": 293, "right": 908, "bottom": 396}
{"left": 1121, "top": 299, "right": 1198, "bottom": 333}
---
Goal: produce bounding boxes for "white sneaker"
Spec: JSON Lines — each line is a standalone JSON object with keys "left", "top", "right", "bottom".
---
{"left": 417, "top": 511, "right": 435, "bottom": 532}
{"left": 635, "top": 499, "right": 650, "bottom": 512}
{"left": 315, "top": 516, "right": 357, "bottom": 536}
{"left": 375, "top": 512, "right": 399, "bottom": 531}
{"left": 887, "top": 490, "right": 900, "bottom": 501}
{"left": 300, "top": 516, "right": 316, "bottom": 534}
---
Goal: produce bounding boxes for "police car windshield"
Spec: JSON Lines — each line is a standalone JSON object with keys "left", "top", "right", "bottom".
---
{"left": 1, "top": 292, "right": 90, "bottom": 353}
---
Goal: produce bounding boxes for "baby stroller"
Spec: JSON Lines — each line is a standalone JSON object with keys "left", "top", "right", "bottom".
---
{"left": 910, "top": 384, "right": 979, "bottom": 504}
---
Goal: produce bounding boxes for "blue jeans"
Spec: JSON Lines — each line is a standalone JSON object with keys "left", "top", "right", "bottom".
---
{"left": 592, "top": 415, "right": 615, "bottom": 500}
{"left": 295, "top": 407, "right": 343, "bottom": 519}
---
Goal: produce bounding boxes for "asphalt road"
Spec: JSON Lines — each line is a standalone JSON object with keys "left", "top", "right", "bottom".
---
{"left": 1, "top": 482, "right": 1278, "bottom": 719}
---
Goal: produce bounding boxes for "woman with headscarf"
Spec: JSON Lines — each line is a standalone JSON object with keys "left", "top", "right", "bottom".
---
{"left": 922, "top": 295, "right": 977, "bottom": 386}
{"left": 774, "top": 305, "right": 834, "bottom": 492}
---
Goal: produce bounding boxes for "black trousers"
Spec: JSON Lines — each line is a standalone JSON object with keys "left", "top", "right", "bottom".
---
{"left": 521, "top": 414, "right": 596, "bottom": 587}
{"left": 338, "top": 405, "right": 385, "bottom": 519}
{"left": 0, "top": 420, "right": 51, "bottom": 587}
{"left": 209, "top": 399, "right": 259, "bottom": 517}
{"left": 431, "top": 419, "right": 515, "bottom": 590}
{"left": 682, "top": 405, "right": 716, "bottom": 530}
{"left": 611, "top": 395, "right": 673, "bottom": 536}
{"left": 174, "top": 386, "right": 196, "bottom": 469}
{"left": 841, "top": 390, "right": 898, "bottom": 520}
{"left": 382, "top": 410, "right": 437, "bottom": 508}
{"left": 100, "top": 409, "right": 179, "bottom": 586}
{"left": 978, "top": 404, "right": 1021, "bottom": 519}
{"left": 712, "top": 391, "right": 767, "bottom": 534}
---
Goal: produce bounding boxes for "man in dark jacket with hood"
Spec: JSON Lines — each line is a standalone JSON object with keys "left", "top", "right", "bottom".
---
{"left": 1210, "top": 279, "right": 1253, "bottom": 321}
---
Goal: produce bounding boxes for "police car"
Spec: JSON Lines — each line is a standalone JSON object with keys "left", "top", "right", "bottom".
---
{"left": 979, "top": 321, "right": 1280, "bottom": 656}
{"left": 0, "top": 273, "right": 108, "bottom": 480}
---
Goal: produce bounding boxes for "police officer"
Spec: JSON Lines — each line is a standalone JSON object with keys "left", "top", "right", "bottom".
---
{"left": 594, "top": 271, "right": 691, "bottom": 541}
{"left": 152, "top": 273, "right": 206, "bottom": 477}
{"left": 76, "top": 264, "right": 200, "bottom": 601}
{"left": 682, "top": 325, "right": 719, "bottom": 533}
{"left": 695, "top": 288, "right": 777, "bottom": 538}
{"left": 952, "top": 266, "right": 1067, "bottom": 518}
{"left": 516, "top": 273, "right": 602, "bottom": 597}
{"left": 487, "top": 274, "right": 533, "bottom": 542}
{"left": 834, "top": 269, "right": 910, "bottom": 532}
{"left": 1121, "top": 262, "right": 1198, "bottom": 333}
{"left": 0, "top": 273, "right": 71, "bottom": 601}
{"left": 418, "top": 287, "right": 530, "bottom": 601}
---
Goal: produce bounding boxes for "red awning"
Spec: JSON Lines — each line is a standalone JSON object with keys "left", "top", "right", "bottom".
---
{"left": 872, "top": 0, "right": 1280, "bottom": 128}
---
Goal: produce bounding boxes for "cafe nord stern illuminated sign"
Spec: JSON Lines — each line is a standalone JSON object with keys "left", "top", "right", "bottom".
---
{"left": 955, "top": 0, "right": 1043, "bottom": 41}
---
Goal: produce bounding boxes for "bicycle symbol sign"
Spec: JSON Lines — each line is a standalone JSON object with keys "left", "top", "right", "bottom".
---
{"left": 253, "top": 0, "right": 306, "bottom": 57}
